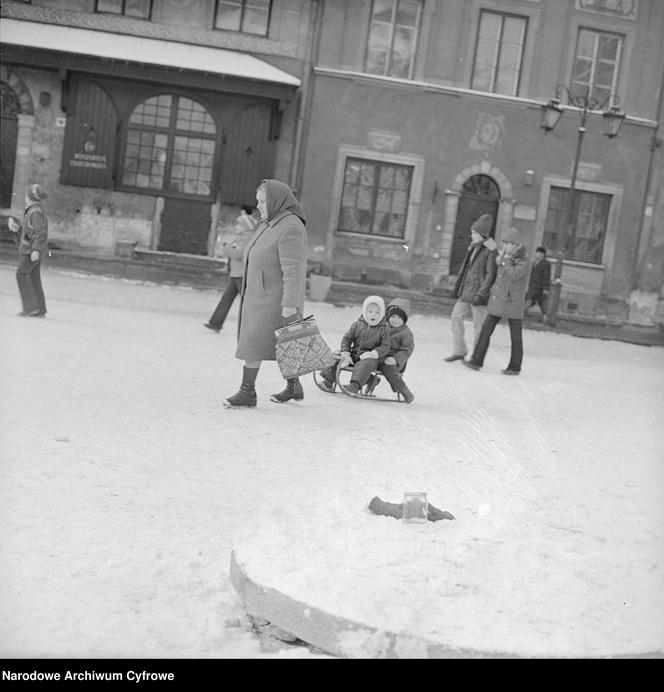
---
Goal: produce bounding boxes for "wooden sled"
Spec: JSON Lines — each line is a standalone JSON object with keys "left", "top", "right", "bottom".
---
{"left": 312, "top": 362, "right": 407, "bottom": 403}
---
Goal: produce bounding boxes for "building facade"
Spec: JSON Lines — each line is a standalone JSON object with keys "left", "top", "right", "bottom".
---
{"left": 1, "top": 0, "right": 310, "bottom": 256}
{"left": 1, "top": 0, "right": 663, "bottom": 324}
{"left": 299, "top": 0, "right": 664, "bottom": 323}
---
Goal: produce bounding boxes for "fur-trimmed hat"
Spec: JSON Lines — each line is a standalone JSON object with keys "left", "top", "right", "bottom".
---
{"left": 471, "top": 214, "right": 492, "bottom": 238}
{"left": 362, "top": 295, "right": 385, "bottom": 324}
{"left": 502, "top": 226, "right": 522, "bottom": 244}
{"left": 26, "top": 184, "right": 48, "bottom": 202}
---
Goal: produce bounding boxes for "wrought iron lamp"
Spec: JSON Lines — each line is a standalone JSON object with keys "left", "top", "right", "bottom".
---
{"left": 539, "top": 85, "right": 625, "bottom": 326}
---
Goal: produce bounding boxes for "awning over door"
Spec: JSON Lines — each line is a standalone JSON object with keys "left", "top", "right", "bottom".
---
{"left": 0, "top": 18, "right": 301, "bottom": 88}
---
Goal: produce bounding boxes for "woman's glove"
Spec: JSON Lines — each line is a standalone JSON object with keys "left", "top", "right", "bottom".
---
{"left": 339, "top": 351, "right": 352, "bottom": 367}
{"left": 359, "top": 350, "right": 378, "bottom": 360}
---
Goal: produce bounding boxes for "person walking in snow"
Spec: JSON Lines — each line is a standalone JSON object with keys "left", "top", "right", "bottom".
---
{"left": 523, "top": 245, "right": 551, "bottom": 322}
{"left": 375, "top": 298, "right": 415, "bottom": 403}
{"left": 462, "top": 226, "right": 531, "bottom": 375}
{"left": 204, "top": 206, "right": 259, "bottom": 333}
{"left": 8, "top": 183, "right": 49, "bottom": 317}
{"left": 318, "top": 295, "right": 391, "bottom": 395}
{"left": 445, "top": 213, "right": 498, "bottom": 362}
{"left": 223, "top": 179, "right": 308, "bottom": 408}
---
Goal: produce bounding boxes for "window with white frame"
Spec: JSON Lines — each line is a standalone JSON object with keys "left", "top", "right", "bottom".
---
{"left": 543, "top": 186, "right": 611, "bottom": 265}
{"left": 121, "top": 94, "right": 217, "bottom": 197}
{"left": 214, "top": 0, "right": 272, "bottom": 36}
{"left": 95, "top": 0, "right": 152, "bottom": 19}
{"left": 338, "top": 157, "right": 413, "bottom": 239}
{"left": 471, "top": 10, "right": 528, "bottom": 96}
{"left": 364, "top": 0, "right": 422, "bottom": 79}
{"left": 571, "top": 28, "right": 623, "bottom": 103}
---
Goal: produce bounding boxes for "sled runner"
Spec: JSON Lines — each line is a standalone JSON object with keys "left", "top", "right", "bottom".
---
{"left": 312, "top": 361, "right": 407, "bottom": 403}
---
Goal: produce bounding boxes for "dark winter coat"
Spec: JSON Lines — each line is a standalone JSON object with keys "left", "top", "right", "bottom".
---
{"left": 18, "top": 202, "right": 48, "bottom": 256}
{"left": 487, "top": 245, "right": 531, "bottom": 319}
{"left": 453, "top": 239, "right": 498, "bottom": 304}
{"left": 340, "top": 317, "right": 391, "bottom": 362}
{"left": 236, "top": 181, "right": 307, "bottom": 362}
{"left": 220, "top": 224, "right": 256, "bottom": 278}
{"left": 526, "top": 258, "right": 551, "bottom": 297}
{"left": 384, "top": 298, "right": 415, "bottom": 370}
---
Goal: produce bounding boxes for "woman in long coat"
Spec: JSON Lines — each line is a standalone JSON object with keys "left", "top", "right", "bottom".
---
{"left": 224, "top": 179, "right": 308, "bottom": 408}
{"left": 462, "top": 226, "right": 531, "bottom": 375}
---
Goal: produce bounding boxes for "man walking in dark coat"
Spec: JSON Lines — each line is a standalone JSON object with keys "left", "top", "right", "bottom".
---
{"left": 524, "top": 246, "right": 551, "bottom": 322}
{"left": 444, "top": 214, "right": 498, "bottom": 362}
{"left": 8, "top": 183, "right": 49, "bottom": 317}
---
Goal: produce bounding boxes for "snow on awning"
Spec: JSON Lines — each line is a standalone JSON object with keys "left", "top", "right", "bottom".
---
{"left": 0, "top": 18, "right": 301, "bottom": 88}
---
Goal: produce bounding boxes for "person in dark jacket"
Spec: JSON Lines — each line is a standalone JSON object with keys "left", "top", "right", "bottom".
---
{"left": 204, "top": 206, "right": 258, "bottom": 332}
{"left": 462, "top": 226, "right": 531, "bottom": 375}
{"left": 319, "top": 295, "right": 391, "bottom": 395}
{"left": 8, "top": 184, "right": 49, "bottom": 317}
{"left": 223, "top": 179, "right": 308, "bottom": 408}
{"left": 524, "top": 246, "right": 551, "bottom": 321}
{"left": 372, "top": 297, "right": 415, "bottom": 403}
{"left": 445, "top": 214, "right": 498, "bottom": 362}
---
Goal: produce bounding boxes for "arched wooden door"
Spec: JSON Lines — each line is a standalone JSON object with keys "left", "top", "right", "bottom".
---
{"left": 0, "top": 82, "right": 19, "bottom": 209}
{"left": 449, "top": 174, "right": 500, "bottom": 275}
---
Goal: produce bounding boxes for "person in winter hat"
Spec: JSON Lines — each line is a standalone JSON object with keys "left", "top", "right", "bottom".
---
{"left": 373, "top": 297, "right": 415, "bottom": 403}
{"left": 204, "top": 205, "right": 259, "bottom": 333}
{"left": 524, "top": 246, "right": 551, "bottom": 322}
{"left": 318, "top": 295, "right": 390, "bottom": 394}
{"left": 462, "top": 226, "right": 531, "bottom": 375}
{"left": 7, "top": 184, "right": 49, "bottom": 317}
{"left": 223, "top": 179, "right": 308, "bottom": 408}
{"left": 445, "top": 213, "right": 498, "bottom": 362}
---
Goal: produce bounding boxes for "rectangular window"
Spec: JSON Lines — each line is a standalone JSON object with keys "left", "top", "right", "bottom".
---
{"left": 365, "top": 0, "right": 422, "bottom": 79}
{"left": 471, "top": 11, "right": 527, "bottom": 96}
{"left": 96, "top": 0, "right": 152, "bottom": 19}
{"left": 338, "top": 158, "right": 413, "bottom": 239}
{"left": 571, "top": 28, "right": 623, "bottom": 104}
{"left": 214, "top": 0, "right": 271, "bottom": 36}
{"left": 543, "top": 186, "right": 611, "bottom": 264}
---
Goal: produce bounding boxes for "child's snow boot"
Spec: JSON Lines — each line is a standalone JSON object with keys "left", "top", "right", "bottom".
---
{"left": 346, "top": 381, "right": 361, "bottom": 394}
{"left": 399, "top": 383, "right": 414, "bottom": 403}
{"left": 270, "top": 378, "right": 304, "bottom": 403}
{"left": 223, "top": 366, "right": 258, "bottom": 408}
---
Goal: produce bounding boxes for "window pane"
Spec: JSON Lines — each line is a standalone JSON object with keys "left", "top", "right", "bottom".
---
{"left": 215, "top": 1, "right": 242, "bottom": 31}
{"left": 125, "top": 0, "right": 151, "bottom": 18}
{"left": 130, "top": 95, "right": 172, "bottom": 128}
{"left": 338, "top": 158, "right": 411, "bottom": 238}
{"left": 473, "top": 12, "right": 526, "bottom": 95}
{"left": 96, "top": 0, "right": 122, "bottom": 13}
{"left": 544, "top": 187, "right": 609, "bottom": 264}
{"left": 396, "top": 0, "right": 419, "bottom": 27}
{"left": 170, "top": 136, "right": 212, "bottom": 196}
{"left": 373, "top": 0, "right": 396, "bottom": 24}
{"left": 576, "top": 30, "right": 597, "bottom": 59}
{"left": 599, "top": 35, "right": 620, "bottom": 61}
{"left": 243, "top": 0, "right": 270, "bottom": 35}
{"left": 176, "top": 98, "right": 216, "bottom": 134}
{"left": 123, "top": 131, "right": 167, "bottom": 189}
{"left": 390, "top": 26, "right": 415, "bottom": 78}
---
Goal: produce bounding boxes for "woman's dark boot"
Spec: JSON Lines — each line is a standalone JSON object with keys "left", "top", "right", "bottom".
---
{"left": 223, "top": 367, "right": 259, "bottom": 408}
{"left": 270, "top": 377, "right": 304, "bottom": 403}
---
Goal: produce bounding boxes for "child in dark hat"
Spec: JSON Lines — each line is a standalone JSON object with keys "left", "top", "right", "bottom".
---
{"left": 374, "top": 298, "right": 415, "bottom": 403}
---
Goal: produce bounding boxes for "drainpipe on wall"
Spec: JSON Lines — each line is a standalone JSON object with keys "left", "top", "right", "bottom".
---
{"left": 289, "top": 0, "right": 324, "bottom": 197}
{"left": 628, "top": 62, "right": 664, "bottom": 323}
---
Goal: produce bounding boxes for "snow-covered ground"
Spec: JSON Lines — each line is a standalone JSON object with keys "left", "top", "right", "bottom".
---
{"left": 0, "top": 264, "right": 662, "bottom": 658}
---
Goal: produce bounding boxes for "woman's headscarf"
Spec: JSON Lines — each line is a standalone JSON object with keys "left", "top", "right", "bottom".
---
{"left": 261, "top": 179, "right": 306, "bottom": 226}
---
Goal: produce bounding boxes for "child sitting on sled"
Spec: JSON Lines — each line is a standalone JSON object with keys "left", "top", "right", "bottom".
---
{"left": 377, "top": 298, "right": 415, "bottom": 403}
{"left": 319, "top": 295, "right": 390, "bottom": 395}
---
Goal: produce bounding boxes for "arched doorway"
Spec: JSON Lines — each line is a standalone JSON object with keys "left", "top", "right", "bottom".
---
{"left": 0, "top": 82, "right": 19, "bottom": 209}
{"left": 449, "top": 174, "right": 500, "bottom": 275}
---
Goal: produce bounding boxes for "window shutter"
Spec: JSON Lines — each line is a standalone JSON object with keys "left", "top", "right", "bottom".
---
{"left": 60, "top": 77, "right": 118, "bottom": 188}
